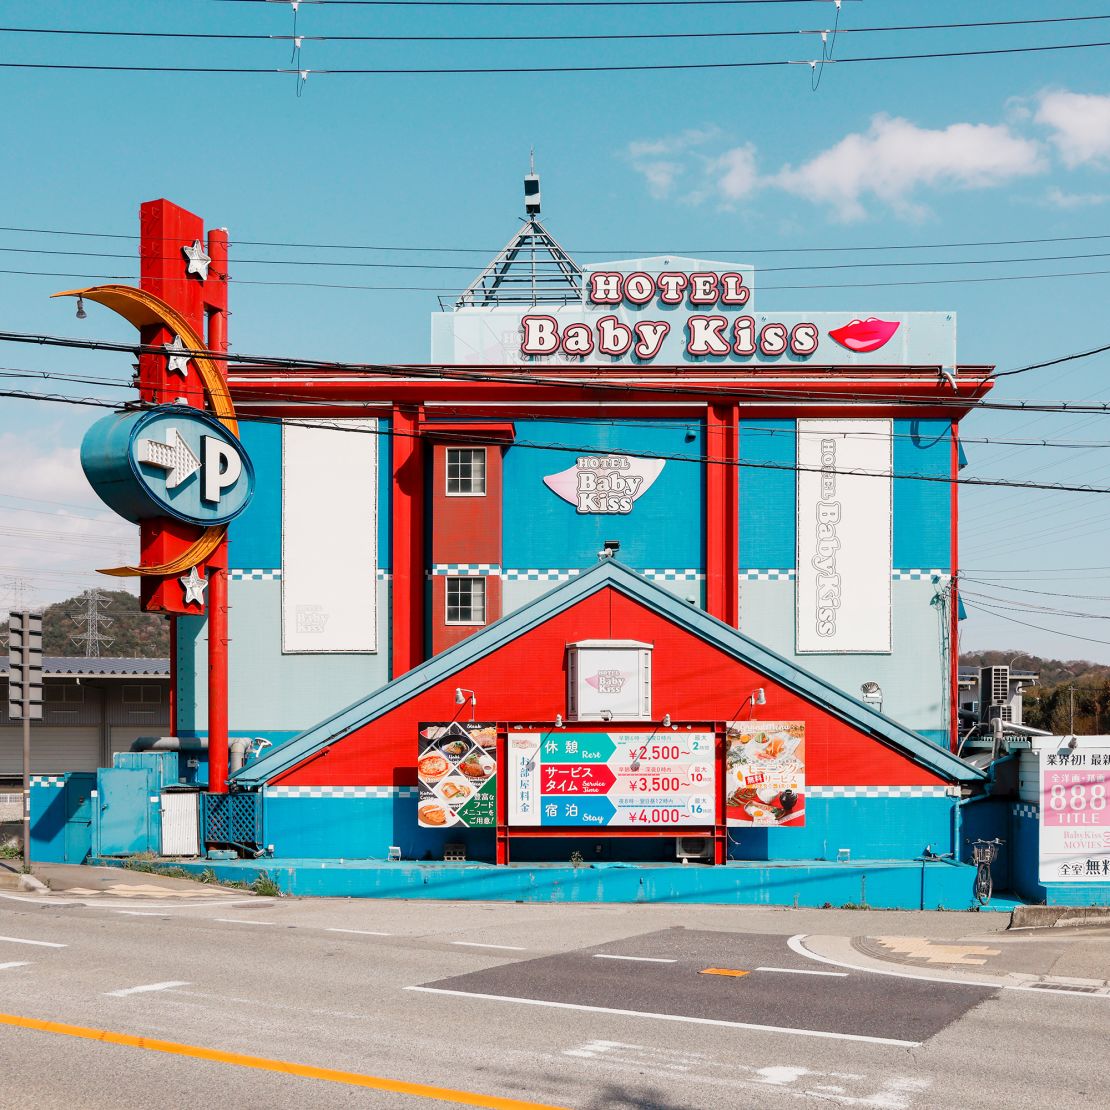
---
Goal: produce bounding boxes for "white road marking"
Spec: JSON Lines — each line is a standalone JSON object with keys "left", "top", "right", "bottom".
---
{"left": 563, "top": 1040, "right": 931, "bottom": 1108}
{"left": 405, "top": 986, "right": 922, "bottom": 1047}
{"left": 105, "top": 980, "right": 190, "bottom": 997}
{"left": 326, "top": 928, "right": 392, "bottom": 937}
{"left": 0, "top": 935, "right": 66, "bottom": 948}
{"left": 449, "top": 941, "right": 528, "bottom": 951}
{"left": 114, "top": 911, "right": 166, "bottom": 917}
{"left": 755, "top": 966, "right": 849, "bottom": 978}
{"left": 214, "top": 918, "right": 276, "bottom": 926}
{"left": 593, "top": 954, "right": 677, "bottom": 964}
{"left": 0, "top": 962, "right": 31, "bottom": 971}
{"left": 787, "top": 934, "right": 1110, "bottom": 998}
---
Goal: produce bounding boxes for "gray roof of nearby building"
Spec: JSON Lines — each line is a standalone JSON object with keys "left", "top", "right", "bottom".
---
{"left": 0, "top": 657, "right": 169, "bottom": 678}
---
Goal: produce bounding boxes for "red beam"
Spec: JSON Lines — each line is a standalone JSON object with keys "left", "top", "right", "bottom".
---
{"left": 391, "top": 403, "right": 425, "bottom": 676}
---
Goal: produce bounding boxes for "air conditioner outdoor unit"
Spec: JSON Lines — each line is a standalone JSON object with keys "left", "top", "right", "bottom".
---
{"left": 675, "top": 837, "right": 713, "bottom": 861}
{"left": 978, "top": 666, "right": 1010, "bottom": 723}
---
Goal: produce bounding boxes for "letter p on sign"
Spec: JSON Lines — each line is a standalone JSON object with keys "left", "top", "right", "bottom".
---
{"left": 202, "top": 436, "right": 243, "bottom": 504}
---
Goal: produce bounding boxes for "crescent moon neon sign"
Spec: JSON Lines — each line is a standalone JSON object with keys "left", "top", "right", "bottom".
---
{"left": 52, "top": 283, "right": 239, "bottom": 579}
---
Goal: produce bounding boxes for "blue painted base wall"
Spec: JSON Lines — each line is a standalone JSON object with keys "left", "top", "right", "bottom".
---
{"left": 90, "top": 855, "right": 982, "bottom": 909}
{"left": 262, "top": 793, "right": 956, "bottom": 865}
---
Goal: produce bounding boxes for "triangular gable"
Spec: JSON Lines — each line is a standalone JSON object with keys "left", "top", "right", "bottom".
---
{"left": 236, "top": 561, "right": 984, "bottom": 786}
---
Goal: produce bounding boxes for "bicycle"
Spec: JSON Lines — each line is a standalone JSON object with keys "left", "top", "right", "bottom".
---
{"left": 971, "top": 838, "right": 1004, "bottom": 905}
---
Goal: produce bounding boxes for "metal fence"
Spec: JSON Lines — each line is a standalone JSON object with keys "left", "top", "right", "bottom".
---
{"left": 202, "top": 792, "right": 262, "bottom": 850}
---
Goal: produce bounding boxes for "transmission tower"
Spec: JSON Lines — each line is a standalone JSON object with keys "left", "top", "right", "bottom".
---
{"left": 69, "top": 588, "right": 115, "bottom": 658}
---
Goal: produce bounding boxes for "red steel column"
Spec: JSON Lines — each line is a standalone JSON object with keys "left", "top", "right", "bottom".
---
{"left": 205, "top": 228, "right": 230, "bottom": 792}
{"left": 391, "top": 404, "right": 425, "bottom": 676}
{"left": 950, "top": 421, "right": 960, "bottom": 753}
{"left": 705, "top": 403, "right": 740, "bottom": 626}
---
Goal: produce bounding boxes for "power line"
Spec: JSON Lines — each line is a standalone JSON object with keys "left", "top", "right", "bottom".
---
{"left": 963, "top": 600, "right": 1110, "bottom": 649}
{"left": 4, "top": 39, "right": 1110, "bottom": 75}
{"left": 7, "top": 382, "right": 1110, "bottom": 497}
{"left": 8, "top": 262, "right": 1110, "bottom": 295}
{"left": 16, "top": 362, "right": 1110, "bottom": 455}
{"left": 4, "top": 222, "right": 1109, "bottom": 258}
{"left": 12, "top": 243, "right": 1110, "bottom": 277}
{"left": 5, "top": 14, "right": 1109, "bottom": 43}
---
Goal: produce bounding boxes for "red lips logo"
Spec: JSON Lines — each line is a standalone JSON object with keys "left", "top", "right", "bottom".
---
{"left": 828, "top": 317, "right": 900, "bottom": 353}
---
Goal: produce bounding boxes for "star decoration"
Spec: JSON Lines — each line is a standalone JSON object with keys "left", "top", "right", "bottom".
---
{"left": 182, "top": 239, "right": 211, "bottom": 281}
{"left": 164, "top": 335, "right": 190, "bottom": 378}
{"left": 179, "top": 565, "right": 208, "bottom": 607}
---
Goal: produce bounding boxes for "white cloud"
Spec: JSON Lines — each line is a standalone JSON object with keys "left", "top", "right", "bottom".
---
{"left": 624, "top": 126, "right": 722, "bottom": 199}
{"left": 1044, "top": 186, "right": 1110, "bottom": 209}
{"left": 0, "top": 431, "right": 135, "bottom": 608}
{"left": 711, "top": 144, "right": 759, "bottom": 202}
{"left": 773, "top": 114, "right": 1045, "bottom": 221}
{"left": 1035, "top": 90, "right": 1110, "bottom": 168}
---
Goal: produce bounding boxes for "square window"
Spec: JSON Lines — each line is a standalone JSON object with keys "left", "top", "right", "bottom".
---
{"left": 445, "top": 448, "right": 486, "bottom": 496}
{"left": 445, "top": 577, "right": 486, "bottom": 625}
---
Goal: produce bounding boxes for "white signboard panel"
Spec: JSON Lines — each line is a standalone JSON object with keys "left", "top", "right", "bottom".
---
{"left": 1039, "top": 744, "right": 1110, "bottom": 883}
{"left": 567, "top": 644, "right": 651, "bottom": 721}
{"left": 796, "top": 419, "right": 892, "bottom": 654}
{"left": 282, "top": 420, "right": 377, "bottom": 653}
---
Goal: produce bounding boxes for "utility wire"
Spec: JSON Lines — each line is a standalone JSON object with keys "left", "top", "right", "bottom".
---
{"left": 963, "top": 600, "right": 1110, "bottom": 649}
{"left": 11, "top": 243, "right": 1110, "bottom": 276}
{"left": 5, "top": 14, "right": 1109, "bottom": 43}
{"left": 4, "top": 222, "right": 1109, "bottom": 258}
{"left": 5, "top": 382, "right": 1110, "bottom": 497}
{"left": 8, "top": 263, "right": 1110, "bottom": 295}
{"left": 4, "top": 39, "right": 1110, "bottom": 75}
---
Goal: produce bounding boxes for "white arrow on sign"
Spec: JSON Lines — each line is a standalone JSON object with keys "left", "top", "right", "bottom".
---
{"left": 137, "top": 427, "right": 201, "bottom": 489}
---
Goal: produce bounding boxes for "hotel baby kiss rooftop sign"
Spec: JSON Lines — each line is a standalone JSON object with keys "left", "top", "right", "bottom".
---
{"left": 431, "top": 256, "right": 956, "bottom": 367}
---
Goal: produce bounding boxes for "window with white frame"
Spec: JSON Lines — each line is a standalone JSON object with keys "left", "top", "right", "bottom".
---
{"left": 445, "top": 447, "right": 486, "bottom": 496}
{"left": 445, "top": 577, "right": 486, "bottom": 625}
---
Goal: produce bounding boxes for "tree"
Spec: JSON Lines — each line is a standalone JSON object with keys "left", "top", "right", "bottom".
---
{"left": 41, "top": 589, "right": 169, "bottom": 657}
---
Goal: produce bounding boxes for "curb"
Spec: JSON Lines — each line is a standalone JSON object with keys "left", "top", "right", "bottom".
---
{"left": 1010, "top": 906, "right": 1110, "bottom": 930}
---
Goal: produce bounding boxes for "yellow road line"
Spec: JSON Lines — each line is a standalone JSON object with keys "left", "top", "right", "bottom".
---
{"left": 0, "top": 1011, "right": 568, "bottom": 1109}
{"left": 699, "top": 968, "right": 750, "bottom": 977}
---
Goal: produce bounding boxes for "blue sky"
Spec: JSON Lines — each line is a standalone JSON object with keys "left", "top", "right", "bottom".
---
{"left": 3, "top": 0, "right": 1110, "bottom": 661}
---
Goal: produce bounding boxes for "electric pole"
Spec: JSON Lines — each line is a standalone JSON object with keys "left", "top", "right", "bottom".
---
{"left": 8, "top": 610, "right": 43, "bottom": 864}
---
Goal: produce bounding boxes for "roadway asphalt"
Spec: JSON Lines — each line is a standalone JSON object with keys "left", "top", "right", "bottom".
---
{"left": 0, "top": 884, "right": 1107, "bottom": 1110}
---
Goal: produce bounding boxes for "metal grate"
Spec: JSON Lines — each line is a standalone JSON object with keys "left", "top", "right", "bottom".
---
{"left": 203, "top": 792, "right": 262, "bottom": 849}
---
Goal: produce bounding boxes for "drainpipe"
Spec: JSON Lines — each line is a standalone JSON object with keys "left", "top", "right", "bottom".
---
{"left": 228, "top": 737, "right": 252, "bottom": 777}
{"left": 952, "top": 752, "right": 1019, "bottom": 859}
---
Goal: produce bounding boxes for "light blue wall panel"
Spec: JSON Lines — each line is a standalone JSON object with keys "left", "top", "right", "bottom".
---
{"left": 739, "top": 419, "right": 795, "bottom": 569}
{"left": 378, "top": 418, "right": 391, "bottom": 568}
{"left": 502, "top": 420, "right": 703, "bottom": 572}
{"left": 179, "top": 579, "right": 391, "bottom": 734}
{"left": 738, "top": 579, "right": 950, "bottom": 734}
{"left": 893, "top": 419, "right": 952, "bottom": 570}
{"left": 228, "top": 420, "right": 281, "bottom": 569}
{"left": 732, "top": 796, "right": 953, "bottom": 861}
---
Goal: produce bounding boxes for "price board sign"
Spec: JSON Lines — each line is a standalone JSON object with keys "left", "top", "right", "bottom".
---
{"left": 508, "top": 730, "right": 715, "bottom": 827}
{"left": 417, "top": 722, "right": 498, "bottom": 829}
{"left": 1039, "top": 744, "right": 1110, "bottom": 883}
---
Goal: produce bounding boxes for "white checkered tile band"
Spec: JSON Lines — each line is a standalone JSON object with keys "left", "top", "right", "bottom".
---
{"left": 740, "top": 569, "right": 949, "bottom": 582}
{"left": 432, "top": 564, "right": 501, "bottom": 577}
{"left": 231, "top": 569, "right": 391, "bottom": 581}
{"left": 30, "top": 776, "right": 64, "bottom": 788}
{"left": 266, "top": 785, "right": 420, "bottom": 799}
{"left": 1012, "top": 803, "right": 1039, "bottom": 819}
{"left": 642, "top": 569, "right": 705, "bottom": 582}
{"left": 502, "top": 569, "right": 583, "bottom": 583}
{"left": 808, "top": 786, "right": 951, "bottom": 799}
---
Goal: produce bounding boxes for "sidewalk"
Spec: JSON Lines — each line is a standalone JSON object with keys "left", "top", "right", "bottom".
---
{"left": 1, "top": 862, "right": 266, "bottom": 907}
{"left": 801, "top": 922, "right": 1110, "bottom": 993}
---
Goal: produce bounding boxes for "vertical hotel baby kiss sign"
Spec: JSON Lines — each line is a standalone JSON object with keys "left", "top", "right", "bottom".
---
{"left": 796, "top": 420, "right": 892, "bottom": 654}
